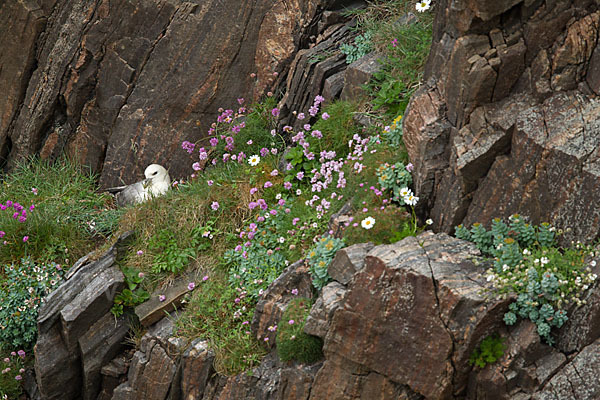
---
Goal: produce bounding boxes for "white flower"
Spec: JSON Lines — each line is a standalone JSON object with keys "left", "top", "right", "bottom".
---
{"left": 415, "top": 0, "right": 431, "bottom": 12}
{"left": 399, "top": 187, "right": 411, "bottom": 198}
{"left": 502, "top": 264, "right": 510, "bottom": 272}
{"left": 425, "top": 218, "right": 433, "bottom": 225}
{"left": 296, "top": 189, "right": 302, "bottom": 196}
{"left": 404, "top": 194, "right": 419, "bottom": 206}
{"left": 486, "top": 274, "right": 495, "bottom": 282}
{"left": 278, "top": 237, "right": 285, "bottom": 243}
{"left": 361, "top": 216, "right": 376, "bottom": 230}
{"left": 276, "top": 193, "right": 282, "bottom": 200}
{"left": 523, "top": 248, "right": 531, "bottom": 255}
{"left": 591, "top": 260, "right": 597, "bottom": 267}
{"left": 540, "top": 257, "right": 549, "bottom": 265}
{"left": 248, "top": 155, "right": 261, "bottom": 166}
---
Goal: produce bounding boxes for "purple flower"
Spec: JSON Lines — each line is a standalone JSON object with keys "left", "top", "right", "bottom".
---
{"left": 297, "top": 113, "right": 305, "bottom": 120}
{"left": 270, "top": 169, "right": 278, "bottom": 176}
{"left": 182, "top": 141, "right": 195, "bottom": 154}
{"left": 31, "top": 188, "right": 38, "bottom": 195}
{"left": 188, "top": 282, "right": 196, "bottom": 291}
{"left": 296, "top": 171, "right": 304, "bottom": 180}
{"left": 17, "top": 350, "right": 25, "bottom": 358}
{"left": 137, "top": 250, "right": 144, "bottom": 256}
{"left": 311, "top": 130, "right": 323, "bottom": 139}
{"left": 29, "top": 204, "right": 35, "bottom": 211}
{"left": 284, "top": 181, "right": 292, "bottom": 190}
{"left": 209, "top": 137, "right": 218, "bottom": 147}
{"left": 203, "top": 275, "right": 209, "bottom": 281}
{"left": 260, "top": 147, "right": 269, "bottom": 157}
{"left": 207, "top": 180, "right": 214, "bottom": 186}
{"left": 22, "top": 236, "right": 29, "bottom": 242}
{"left": 291, "top": 288, "right": 299, "bottom": 295}
{"left": 288, "top": 319, "right": 295, "bottom": 325}
{"left": 15, "top": 375, "right": 22, "bottom": 381}
{"left": 264, "top": 181, "right": 273, "bottom": 188}
{"left": 0, "top": 231, "right": 5, "bottom": 238}
{"left": 321, "top": 112, "right": 330, "bottom": 120}
{"left": 271, "top": 108, "right": 280, "bottom": 117}
{"left": 211, "top": 201, "right": 220, "bottom": 211}
{"left": 158, "top": 295, "right": 166, "bottom": 302}
{"left": 250, "top": 187, "right": 258, "bottom": 195}
{"left": 192, "top": 162, "right": 201, "bottom": 171}
{"left": 138, "top": 272, "right": 145, "bottom": 278}
{"left": 406, "top": 163, "right": 414, "bottom": 172}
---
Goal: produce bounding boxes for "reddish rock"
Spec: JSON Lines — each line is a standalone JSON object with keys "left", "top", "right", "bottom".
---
{"left": 313, "top": 232, "right": 510, "bottom": 399}
{"left": 180, "top": 339, "right": 215, "bottom": 400}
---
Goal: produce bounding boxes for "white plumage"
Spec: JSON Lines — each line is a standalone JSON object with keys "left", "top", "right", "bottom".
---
{"left": 107, "top": 164, "right": 171, "bottom": 206}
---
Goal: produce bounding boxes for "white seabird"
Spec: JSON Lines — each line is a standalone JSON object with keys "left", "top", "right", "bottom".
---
{"left": 107, "top": 164, "right": 171, "bottom": 207}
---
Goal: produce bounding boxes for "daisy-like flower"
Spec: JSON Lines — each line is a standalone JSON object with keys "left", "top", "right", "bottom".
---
{"left": 399, "top": 187, "right": 412, "bottom": 198}
{"left": 425, "top": 218, "right": 434, "bottom": 225}
{"left": 248, "top": 155, "right": 260, "bottom": 166}
{"left": 404, "top": 194, "right": 419, "bottom": 206}
{"left": 416, "top": 0, "right": 431, "bottom": 12}
{"left": 361, "top": 216, "right": 376, "bottom": 230}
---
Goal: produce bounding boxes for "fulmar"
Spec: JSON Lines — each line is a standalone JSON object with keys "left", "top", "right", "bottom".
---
{"left": 107, "top": 164, "right": 171, "bottom": 207}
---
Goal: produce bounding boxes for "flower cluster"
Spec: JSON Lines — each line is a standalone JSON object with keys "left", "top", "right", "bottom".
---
{"left": 0, "top": 258, "right": 64, "bottom": 349}
{"left": 376, "top": 162, "right": 413, "bottom": 205}
{"left": 0, "top": 350, "right": 27, "bottom": 399}
{"left": 382, "top": 115, "right": 403, "bottom": 147}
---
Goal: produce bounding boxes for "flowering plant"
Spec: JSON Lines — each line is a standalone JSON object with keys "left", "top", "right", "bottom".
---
{"left": 306, "top": 235, "right": 345, "bottom": 290}
{"left": 276, "top": 297, "right": 322, "bottom": 363}
{"left": 0, "top": 258, "right": 64, "bottom": 349}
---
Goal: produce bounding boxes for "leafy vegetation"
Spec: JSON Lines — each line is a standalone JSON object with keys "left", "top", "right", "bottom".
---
{"left": 469, "top": 334, "right": 506, "bottom": 368}
{"left": 276, "top": 297, "right": 323, "bottom": 363}
{"left": 456, "top": 216, "right": 597, "bottom": 344}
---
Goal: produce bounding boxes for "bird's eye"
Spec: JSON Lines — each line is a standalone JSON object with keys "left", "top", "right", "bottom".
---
{"left": 153, "top": 171, "right": 158, "bottom": 175}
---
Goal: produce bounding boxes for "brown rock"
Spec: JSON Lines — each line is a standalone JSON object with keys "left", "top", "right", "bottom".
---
{"left": 532, "top": 338, "right": 600, "bottom": 400}
{"left": 135, "top": 272, "right": 195, "bottom": 327}
{"left": 180, "top": 339, "right": 215, "bottom": 400}
{"left": 340, "top": 52, "right": 382, "bottom": 102}
{"left": 327, "top": 242, "right": 374, "bottom": 285}
{"left": 313, "top": 232, "right": 510, "bottom": 399}
{"left": 304, "top": 281, "right": 347, "bottom": 338}
{"left": 79, "top": 312, "right": 130, "bottom": 400}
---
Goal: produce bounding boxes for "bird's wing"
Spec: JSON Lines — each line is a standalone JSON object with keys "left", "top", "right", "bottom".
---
{"left": 105, "top": 185, "right": 128, "bottom": 194}
{"left": 115, "top": 180, "right": 149, "bottom": 207}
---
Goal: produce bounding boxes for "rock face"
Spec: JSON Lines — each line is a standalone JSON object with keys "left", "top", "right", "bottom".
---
{"left": 0, "top": 0, "right": 343, "bottom": 185}
{"left": 403, "top": 0, "right": 600, "bottom": 243}
{"left": 34, "top": 234, "right": 130, "bottom": 400}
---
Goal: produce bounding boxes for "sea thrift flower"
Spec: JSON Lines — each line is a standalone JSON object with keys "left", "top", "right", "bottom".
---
{"left": 188, "top": 282, "right": 196, "bottom": 291}
{"left": 291, "top": 288, "right": 299, "bottom": 295}
{"left": 192, "top": 162, "right": 201, "bottom": 171}
{"left": 137, "top": 250, "right": 144, "bottom": 256}
{"left": 288, "top": 320, "right": 295, "bottom": 325}
{"left": 264, "top": 181, "right": 273, "bottom": 188}
{"left": 207, "top": 180, "right": 214, "bottom": 186}
{"left": 391, "top": 38, "right": 398, "bottom": 47}
{"left": 159, "top": 295, "right": 166, "bottom": 302}
{"left": 321, "top": 112, "right": 330, "bottom": 120}
{"left": 271, "top": 108, "right": 280, "bottom": 117}
{"left": 17, "top": 350, "right": 25, "bottom": 358}
{"left": 138, "top": 272, "right": 145, "bottom": 278}
{"left": 31, "top": 188, "right": 38, "bottom": 195}
{"left": 406, "top": 163, "right": 414, "bottom": 172}
{"left": 211, "top": 201, "right": 220, "bottom": 210}
{"left": 182, "top": 141, "right": 195, "bottom": 153}
{"left": 203, "top": 275, "right": 209, "bottom": 281}
{"left": 22, "top": 236, "right": 29, "bottom": 242}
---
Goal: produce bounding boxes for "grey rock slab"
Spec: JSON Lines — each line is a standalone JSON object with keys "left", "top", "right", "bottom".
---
{"left": 328, "top": 242, "right": 374, "bottom": 285}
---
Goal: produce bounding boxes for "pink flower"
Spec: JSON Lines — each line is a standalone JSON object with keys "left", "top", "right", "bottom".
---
{"left": 202, "top": 275, "right": 209, "bottom": 281}
{"left": 137, "top": 250, "right": 143, "bottom": 256}
{"left": 188, "top": 282, "right": 195, "bottom": 291}
{"left": 288, "top": 319, "right": 295, "bottom": 325}
{"left": 138, "top": 272, "right": 145, "bottom": 278}
{"left": 22, "top": 236, "right": 29, "bottom": 242}
{"left": 31, "top": 188, "right": 38, "bottom": 195}
{"left": 406, "top": 163, "right": 414, "bottom": 172}
{"left": 211, "top": 201, "right": 220, "bottom": 210}
{"left": 17, "top": 350, "right": 25, "bottom": 358}
{"left": 207, "top": 180, "right": 214, "bottom": 186}
{"left": 291, "top": 288, "right": 298, "bottom": 295}
{"left": 391, "top": 38, "right": 398, "bottom": 47}
{"left": 271, "top": 108, "right": 280, "bottom": 117}
{"left": 192, "top": 162, "right": 201, "bottom": 171}
{"left": 321, "top": 112, "right": 330, "bottom": 120}
{"left": 250, "top": 187, "right": 258, "bottom": 195}
{"left": 158, "top": 295, "right": 166, "bottom": 302}
{"left": 15, "top": 375, "right": 22, "bottom": 381}
{"left": 264, "top": 181, "right": 273, "bottom": 188}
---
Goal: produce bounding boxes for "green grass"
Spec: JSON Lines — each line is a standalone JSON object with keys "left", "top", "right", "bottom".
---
{"left": 0, "top": 157, "right": 118, "bottom": 266}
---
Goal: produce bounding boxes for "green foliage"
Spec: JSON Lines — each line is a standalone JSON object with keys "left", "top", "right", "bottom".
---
{"left": 456, "top": 216, "right": 595, "bottom": 344}
{"left": 376, "top": 161, "right": 412, "bottom": 204}
{"left": 0, "top": 258, "right": 64, "bottom": 349}
{"left": 306, "top": 236, "right": 345, "bottom": 290}
{"left": 382, "top": 115, "right": 404, "bottom": 147}
{"left": 276, "top": 297, "right": 323, "bottom": 363}
{"left": 111, "top": 266, "right": 150, "bottom": 317}
{"left": 469, "top": 334, "right": 506, "bottom": 368}
{"left": 149, "top": 229, "right": 196, "bottom": 274}
{"left": 175, "top": 275, "right": 266, "bottom": 375}
{"left": 340, "top": 32, "right": 373, "bottom": 64}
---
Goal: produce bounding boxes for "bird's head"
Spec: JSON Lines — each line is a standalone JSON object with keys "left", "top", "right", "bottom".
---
{"left": 144, "top": 164, "right": 169, "bottom": 182}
